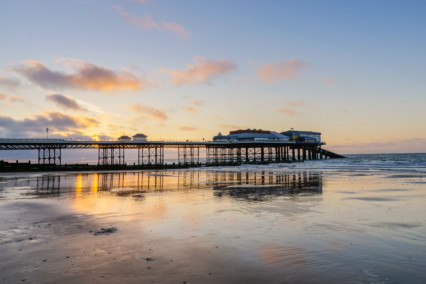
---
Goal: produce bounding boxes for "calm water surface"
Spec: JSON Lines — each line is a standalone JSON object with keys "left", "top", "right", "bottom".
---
{"left": 1, "top": 154, "right": 426, "bottom": 283}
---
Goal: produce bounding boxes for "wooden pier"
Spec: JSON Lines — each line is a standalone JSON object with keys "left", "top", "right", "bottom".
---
{"left": 0, "top": 139, "right": 344, "bottom": 171}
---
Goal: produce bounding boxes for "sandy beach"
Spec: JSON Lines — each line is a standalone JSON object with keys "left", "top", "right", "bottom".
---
{"left": 1, "top": 157, "right": 426, "bottom": 283}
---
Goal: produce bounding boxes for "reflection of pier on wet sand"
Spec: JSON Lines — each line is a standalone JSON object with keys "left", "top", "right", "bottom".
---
{"left": 13, "top": 170, "right": 322, "bottom": 200}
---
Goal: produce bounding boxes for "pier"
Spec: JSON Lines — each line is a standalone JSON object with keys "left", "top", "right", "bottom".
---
{"left": 0, "top": 138, "right": 344, "bottom": 172}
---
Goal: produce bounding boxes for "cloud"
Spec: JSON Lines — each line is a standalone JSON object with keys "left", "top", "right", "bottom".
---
{"left": 183, "top": 98, "right": 204, "bottom": 112}
{"left": 178, "top": 126, "right": 201, "bottom": 132}
{"left": 277, "top": 108, "right": 297, "bottom": 115}
{"left": 184, "top": 106, "right": 197, "bottom": 112}
{"left": 0, "top": 112, "right": 99, "bottom": 137}
{"left": 12, "top": 59, "right": 144, "bottom": 92}
{"left": 320, "top": 77, "right": 337, "bottom": 84}
{"left": 117, "top": 0, "right": 149, "bottom": 4}
{"left": 46, "top": 94, "right": 86, "bottom": 111}
{"left": 329, "top": 138, "right": 426, "bottom": 154}
{"left": 284, "top": 100, "right": 305, "bottom": 107}
{"left": 219, "top": 124, "right": 248, "bottom": 131}
{"left": 163, "top": 56, "right": 237, "bottom": 85}
{"left": 162, "top": 21, "right": 190, "bottom": 39}
{"left": 115, "top": 7, "right": 190, "bottom": 38}
{"left": 127, "top": 104, "right": 168, "bottom": 121}
{"left": 7, "top": 95, "right": 24, "bottom": 103}
{"left": 190, "top": 99, "right": 203, "bottom": 106}
{"left": 0, "top": 77, "right": 20, "bottom": 89}
{"left": 257, "top": 59, "right": 310, "bottom": 82}
{"left": 0, "top": 92, "right": 25, "bottom": 105}
{"left": 277, "top": 100, "right": 305, "bottom": 115}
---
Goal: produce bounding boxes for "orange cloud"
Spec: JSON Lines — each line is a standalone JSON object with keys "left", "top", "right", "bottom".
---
{"left": 277, "top": 108, "right": 297, "bottom": 115}
{"left": 163, "top": 56, "right": 237, "bottom": 85}
{"left": 13, "top": 60, "right": 144, "bottom": 92}
{"left": 257, "top": 59, "right": 309, "bottom": 82}
{"left": 128, "top": 104, "right": 168, "bottom": 121}
{"left": 184, "top": 106, "right": 197, "bottom": 112}
{"left": 0, "top": 92, "right": 25, "bottom": 105}
{"left": 115, "top": 7, "right": 190, "bottom": 38}
{"left": 183, "top": 99, "right": 204, "bottom": 112}
{"left": 284, "top": 100, "right": 305, "bottom": 107}
{"left": 190, "top": 99, "right": 203, "bottom": 106}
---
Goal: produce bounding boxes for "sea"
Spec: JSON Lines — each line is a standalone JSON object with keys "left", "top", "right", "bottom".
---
{"left": 1, "top": 153, "right": 425, "bottom": 283}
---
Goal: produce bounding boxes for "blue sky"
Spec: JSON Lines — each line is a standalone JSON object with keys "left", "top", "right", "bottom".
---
{"left": 1, "top": 0, "right": 426, "bottom": 154}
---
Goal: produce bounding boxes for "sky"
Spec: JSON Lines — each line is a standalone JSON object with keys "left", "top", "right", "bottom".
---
{"left": 0, "top": 0, "right": 425, "bottom": 154}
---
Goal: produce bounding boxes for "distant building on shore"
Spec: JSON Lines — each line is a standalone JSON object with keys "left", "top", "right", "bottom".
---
{"left": 213, "top": 129, "right": 289, "bottom": 142}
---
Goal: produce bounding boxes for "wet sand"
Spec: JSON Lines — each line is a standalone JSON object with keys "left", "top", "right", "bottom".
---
{"left": 0, "top": 201, "right": 337, "bottom": 283}
{"left": 1, "top": 168, "right": 426, "bottom": 283}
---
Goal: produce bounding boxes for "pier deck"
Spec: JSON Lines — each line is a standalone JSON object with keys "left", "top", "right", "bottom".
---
{"left": 0, "top": 139, "right": 343, "bottom": 171}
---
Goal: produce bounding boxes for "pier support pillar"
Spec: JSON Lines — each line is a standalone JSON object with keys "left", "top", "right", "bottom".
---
{"left": 98, "top": 146, "right": 125, "bottom": 166}
{"left": 38, "top": 146, "right": 61, "bottom": 165}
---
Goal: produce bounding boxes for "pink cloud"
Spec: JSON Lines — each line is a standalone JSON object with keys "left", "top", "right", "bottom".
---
{"left": 13, "top": 59, "right": 144, "bottom": 92}
{"left": 162, "top": 21, "right": 190, "bottom": 39}
{"left": 115, "top": 7, "right": 190, "bottom": 38}
{"left": 321, "top": 77, "right": 337, "bottom": 84}
{"left": 164, "top": 57, "right": 237, "bottom": 85}
{"left": 257, "top": 59, "right": 310, "bottom": 82}
{"left": 128, "top": 104, "right": 168, "bottom": 121}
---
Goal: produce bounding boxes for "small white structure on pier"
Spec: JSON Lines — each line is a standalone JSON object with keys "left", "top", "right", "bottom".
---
{"left": 118, "top": 135, "right": 132, "bottom": 141}
{"left": 133, "top": 133, "right": 147, "bottom": 141}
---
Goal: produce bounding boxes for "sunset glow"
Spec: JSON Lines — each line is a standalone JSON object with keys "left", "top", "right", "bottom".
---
{"left": 1, "top": 1, "right": 425, "bottom": 154}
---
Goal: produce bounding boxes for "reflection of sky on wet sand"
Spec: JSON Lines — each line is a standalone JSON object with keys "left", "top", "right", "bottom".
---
{"left": 1, "top": 169, "right": 426, "bottom": 282}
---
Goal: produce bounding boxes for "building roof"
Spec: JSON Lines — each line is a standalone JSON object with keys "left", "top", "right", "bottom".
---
{"left": 230, "top": 129, "right": 270, "bottom": 135}
{"left": 213, "top": 129, "right": 289, "bottom": 141}
{"left": 118, "top": 135, "right": 131, "bottom": 140}
{"left": 282, "top": 130, "right": 321, "bottom": 136}
{"left": 133, "top": 133, "right": 147, "bottom": 138}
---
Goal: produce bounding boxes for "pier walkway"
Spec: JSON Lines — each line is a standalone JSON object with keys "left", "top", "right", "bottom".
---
{"left": 0, "top": 138, "right": 344, "bottom": 171}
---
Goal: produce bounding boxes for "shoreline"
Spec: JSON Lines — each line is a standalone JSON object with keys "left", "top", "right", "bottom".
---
{"left": 0, "top": 160, "right": 294, "bottom": 173}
